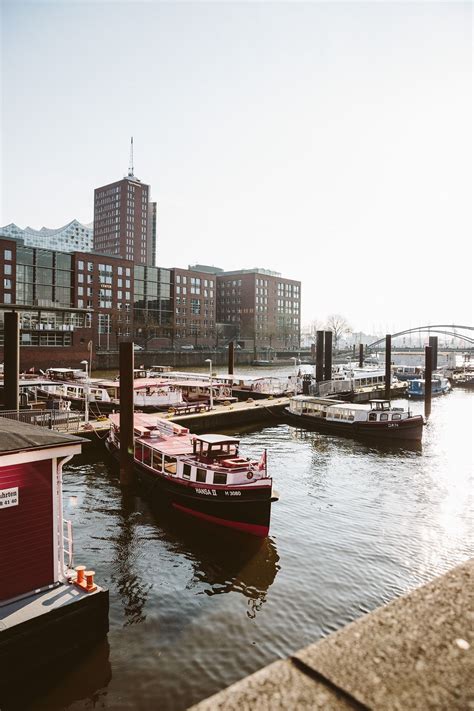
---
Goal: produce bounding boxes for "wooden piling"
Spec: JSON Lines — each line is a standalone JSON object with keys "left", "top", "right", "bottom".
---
{"left": 385, "top": 334, "right": 392, "bottom": 401}
{"left": 429, "top": 336, "right": 438, "bottom": 371}
{"left": 119, "top": 342, "right": 134, "bottom": 487}
{"left": 424, "top": 345, "right": 433, "bottom": 418}
{"left": 228, "top": 342, "right": 235, "bottom": 375}
{"left": 324, "top": 331, "right": 333, "bottom": 382}
{"left": 316, "top": 331, "right": 324, "bottom": 383}
{"left": 359, "top": 344, "right": 364, "bottom": 368}
{"left": 4, "top": 312, "right": 19, "bottom": 411}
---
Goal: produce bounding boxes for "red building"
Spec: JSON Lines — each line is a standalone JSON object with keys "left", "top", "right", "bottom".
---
{"left": 93, "top": 173, "right": 155, "bottom": 266}
{"left": 170, "top": 266, "right": 217, "bottom": 347}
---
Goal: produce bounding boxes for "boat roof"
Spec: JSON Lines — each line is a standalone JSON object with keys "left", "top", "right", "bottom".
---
{"left": 291, "top": 396, "right": 376, "bottom": 411}
{"left": 0, "top": 417, "right": 87, "bottom": 455}
{"left": 195, "top": 434, "right": 240, "bottom": 445}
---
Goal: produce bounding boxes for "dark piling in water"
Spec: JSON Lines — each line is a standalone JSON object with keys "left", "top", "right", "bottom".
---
{"left": 119, "top": 341, "right": 134, "bottom": 487}
{"left": 228, "top": 341, "right": 234, "bottom": 376}
{"left": 4, "top": 311, "right": 19, "bottom": 411}
{"left": 429, "top": 336, "right": 438, "bottom": 371}
{"left": 359, "top": 343, "right": 364, "bottom": 368}
{"left": 324, "top": 331, "right": 333, "bottom": 382}
{"left": 385, "top": 334, "right": 392, "bottom": 401}
{"left": 316, "top": 331, "right": 324, "bottom": 383}
{"left": 424, "top": 345, "right": 433, "bottom": 418}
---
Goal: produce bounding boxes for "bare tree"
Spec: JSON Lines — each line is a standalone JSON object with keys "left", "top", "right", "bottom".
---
{"left": 325, "top": 314, "right": 352, "bottom": 349}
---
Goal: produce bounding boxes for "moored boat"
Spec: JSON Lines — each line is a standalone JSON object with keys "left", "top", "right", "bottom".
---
{"left": 106, "top": 414, "right": 278, "bottom": 537}
{"left": 285, "top": 396, "right": 424, "bottom": 441}
{"left": 407, "top": 375, "right": 451, "bottom": 399}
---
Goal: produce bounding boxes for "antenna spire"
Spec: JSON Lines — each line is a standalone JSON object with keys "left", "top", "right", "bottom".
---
{"left": 128, "top": 136, "right": 134, "bottom": 177}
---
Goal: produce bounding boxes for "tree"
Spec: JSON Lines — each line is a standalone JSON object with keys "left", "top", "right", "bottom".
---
{"left": 325, "top": 314, "right": 352, "bottom": 349}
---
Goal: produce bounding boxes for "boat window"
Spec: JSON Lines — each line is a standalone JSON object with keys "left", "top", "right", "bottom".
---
{"left": 134, "top": 443, "right": 143, "bottom": 461}
{"left": 182, "top": 464, "right": 192, "bottom": 479}
{"left": 196, "top": 468, "right": 207, "bottom": 483}
{"left": 392, "top": 413, "right": 401, "bottom": 420}
{"left": 368, "top": 412, "right": 377, "bottom": 421}
{"left": 164, "top": 455, "right": 177, "bottom": 474}
{"left": 213, "top": 472, "right": 227, "bottom": 485}
{"left": 380, "top": 413, "right": 388, "bottom": 421}
{"left": 143, "top": 446, "right": 152, "bottom": 465}
{"left": 152, "top": 451, "right": 162, "bottom": 470}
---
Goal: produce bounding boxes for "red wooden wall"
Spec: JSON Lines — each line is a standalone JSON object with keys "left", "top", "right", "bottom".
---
{"left": 0, "top": 459, "right": 55, "bottom": 602}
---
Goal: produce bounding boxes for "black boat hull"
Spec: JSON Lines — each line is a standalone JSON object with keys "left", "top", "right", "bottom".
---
{"left": 105, "top": 439, "right": 273, "bottom": 536}
{"left": 284, "top": 409, "right": 424, "bottom": 442}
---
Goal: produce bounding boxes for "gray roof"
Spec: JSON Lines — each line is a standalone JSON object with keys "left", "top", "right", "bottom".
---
{"left": 0, "top": 417, "right": 87, "bottom": 455}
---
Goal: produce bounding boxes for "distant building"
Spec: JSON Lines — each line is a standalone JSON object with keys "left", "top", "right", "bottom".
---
{"left": 93, "top": 146, "right": 156, "bottom": 266}
{"left": 216, "top": 268, "right": 301, "bottom": 349}
{"left": 170, "top": 266, "right": 216, "bottom": 346}
{"left": 0, "top": 219, "right": 93, "bottom": 252}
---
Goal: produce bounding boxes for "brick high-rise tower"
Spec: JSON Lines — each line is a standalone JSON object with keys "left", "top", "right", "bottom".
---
{"left": 93, "top": 139, "right": 156, "bottom": 265}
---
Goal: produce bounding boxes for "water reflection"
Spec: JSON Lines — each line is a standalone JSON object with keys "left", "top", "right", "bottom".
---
{"left": 290, "top": 425, "right": 423, "bottom": 455}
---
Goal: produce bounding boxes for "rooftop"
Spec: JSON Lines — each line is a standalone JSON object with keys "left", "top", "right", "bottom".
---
{"left": 0, "top": 417, "right": 87, "bottom": 455}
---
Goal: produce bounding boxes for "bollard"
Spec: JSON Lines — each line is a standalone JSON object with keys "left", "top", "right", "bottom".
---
{"left": 75, "top": 565, "right": 86, "bottom": 585}
{"left": 85, "top": 570, "right": 97, "bottom": 592}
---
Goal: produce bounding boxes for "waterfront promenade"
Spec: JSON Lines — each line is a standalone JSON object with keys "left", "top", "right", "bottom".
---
{"left": 191, "top": 559, "right": 473, "bottom": 710}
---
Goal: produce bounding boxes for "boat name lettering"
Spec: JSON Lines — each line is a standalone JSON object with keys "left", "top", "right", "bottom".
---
{"left": 224, "top": 490, "right": 242, "bottom": 496}
{"left": 195, "top": 488, "right": 217, "bottom": 496}
{"left": 388, "top": 423, "right": 399, "bottom": 428}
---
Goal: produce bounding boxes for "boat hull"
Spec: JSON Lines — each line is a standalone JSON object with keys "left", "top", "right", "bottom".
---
{"left": 105, "top": 440, "right": 273, "bottom": 536}
{"left": 284, "top": 409, "right": 424, "bottom": 441}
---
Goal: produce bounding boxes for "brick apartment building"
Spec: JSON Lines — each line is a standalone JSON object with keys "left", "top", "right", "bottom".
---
{"left": 216, "top": 269, "right": 301, "bottom": 349}
{"left": 0, "top": 238, "right": 92, "bottom": 369}
{"left": 170, "top": 266, "right": 217, "bottom": 347}
{"left": 93, "top": 174, "right": 156, "bottom": 266}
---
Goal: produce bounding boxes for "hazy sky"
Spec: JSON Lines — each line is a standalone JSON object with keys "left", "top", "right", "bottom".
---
{"left": 1, "top": 1, "right": 472, "bottom": 334}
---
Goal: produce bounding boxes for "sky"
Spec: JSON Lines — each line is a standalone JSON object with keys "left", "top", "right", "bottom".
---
{"left": 1, "top": 0, "right": 472, "bottom": 335}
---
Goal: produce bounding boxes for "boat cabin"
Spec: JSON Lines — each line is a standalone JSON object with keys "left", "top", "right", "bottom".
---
{"left": 193, "top": 434, "right": 240, "bottom": 461}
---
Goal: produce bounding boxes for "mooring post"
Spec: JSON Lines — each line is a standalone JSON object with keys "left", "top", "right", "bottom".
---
{"left": 324, "top": 331, "right": 333, "bottom": 381}
{"left": 359, "top": 343, "right": 364, "bottom": 368}
{"left": 4, "top": 311, "right": 19, "bottom": 411}
{"left": 424, "top": 345, "right": 433, "bottom": 419}
{"left": 228, "top": 341, "right": 234, "bottom": 376}
{"left": 119, "top": 341, "right": 134, "bottom": 487}
{"left": 429, "top": 336, "right": 438, "bottom": 371}
{"left": 385, "top": 334, "right": 392, "bottom": 400}
{"left": 316, "top": 331, "right": 324, "bottom": 383}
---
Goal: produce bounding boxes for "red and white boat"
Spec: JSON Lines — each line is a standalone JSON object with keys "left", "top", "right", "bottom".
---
{"left": 106, "top": 414, "right": 278, "bottom": 537}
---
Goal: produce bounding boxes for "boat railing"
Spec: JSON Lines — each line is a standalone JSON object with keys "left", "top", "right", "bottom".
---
{"left": 63, "top": 519, "right": 74, "bottom": 568}
{"left": 0, "top": 408, "right": 82, "bottom": 432}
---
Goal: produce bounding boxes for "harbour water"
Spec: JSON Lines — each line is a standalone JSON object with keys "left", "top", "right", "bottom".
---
{"left": 26, "top": 378, "right": 472, "bottom": 711}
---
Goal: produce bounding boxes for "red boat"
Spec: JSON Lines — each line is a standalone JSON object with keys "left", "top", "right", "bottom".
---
{"left": 106, "top": 414, "right": 278, "bottom": 537}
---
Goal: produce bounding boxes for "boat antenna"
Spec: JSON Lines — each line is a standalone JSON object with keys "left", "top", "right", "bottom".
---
{"left": 128, "top": 136, "right": 134, "bottom": 178}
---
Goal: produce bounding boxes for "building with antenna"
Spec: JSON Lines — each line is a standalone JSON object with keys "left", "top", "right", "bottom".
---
{"left": 93, "top": 138, "right": 157, "bottom": 266}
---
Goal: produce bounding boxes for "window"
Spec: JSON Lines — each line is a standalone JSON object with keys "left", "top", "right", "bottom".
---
{"left": 392, "top": 413, "right": 401, "bottom": 420}
{"left": 213, "top": 472, "right": 227, "bottom": 485}
{"left": 182, "top": 464, "right": 192, "bottom": 479}
{"left": 4, "top": 279, "right": 11, "bottom": 289}
{"left": 196, "top": 468, "right": 207, "bottom": 483}
{"left": 4, "top": 249, "right": 12, "bottom": 261}
{"left": 368, "top": 412, "right": 377, "bottom": 422}
{"left": 380, "top": 413, "right": 389, "bottom": 421}
{"left": 4, "top": 293, "right": 11, "bottom": 304}
{"left": 4, "top": 264, "right": 12, "bottom": 275}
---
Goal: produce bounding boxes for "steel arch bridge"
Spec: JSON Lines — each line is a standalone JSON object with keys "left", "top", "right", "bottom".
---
{"left": 368, "top": 325, "right": 474, "bottom": 349}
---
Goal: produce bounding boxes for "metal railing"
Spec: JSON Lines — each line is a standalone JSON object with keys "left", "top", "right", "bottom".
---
{"left": 0, "top": 408, "right": 82, "bottom": 432}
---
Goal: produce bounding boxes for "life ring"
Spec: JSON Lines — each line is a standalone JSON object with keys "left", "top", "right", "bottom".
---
{"left": 247, "top": 472, "right": 253, "bottom": 480}
{"left": 223, "top": 387, "right": 231, "bottom": 397}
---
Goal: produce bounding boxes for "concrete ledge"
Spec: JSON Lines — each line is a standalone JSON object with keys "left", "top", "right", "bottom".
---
{"left": 190, "top": 559, "right": 473, "bottom": 710}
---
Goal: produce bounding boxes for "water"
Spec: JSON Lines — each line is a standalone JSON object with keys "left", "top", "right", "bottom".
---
{"left": 26, "top": 388, "right": 473, "bottom": 710}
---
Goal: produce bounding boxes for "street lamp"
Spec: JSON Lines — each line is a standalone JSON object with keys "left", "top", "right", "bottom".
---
{"left": 80, "top": 359, "right": 89, "bottom": 424}
{"left": 205, "top": 358, "right": 213, "bottom": 410}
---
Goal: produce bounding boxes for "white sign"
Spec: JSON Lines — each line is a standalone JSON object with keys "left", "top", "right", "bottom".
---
{"left": 0, "top": 487, "right": 19, "bottom": 508}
